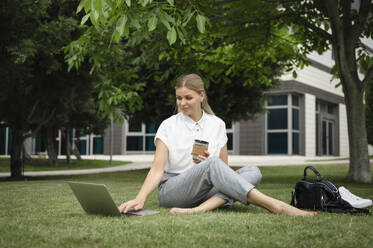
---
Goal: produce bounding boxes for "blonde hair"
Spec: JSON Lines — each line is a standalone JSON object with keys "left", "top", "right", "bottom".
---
{"left": 175, "top": 74, "right": 214, "bottom": 115}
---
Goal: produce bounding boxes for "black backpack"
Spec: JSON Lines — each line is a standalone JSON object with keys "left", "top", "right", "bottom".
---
{"left": 290, "top": 166, "right": 370, "bottom": 214}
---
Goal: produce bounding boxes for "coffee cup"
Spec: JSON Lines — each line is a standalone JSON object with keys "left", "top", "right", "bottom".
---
{"left": 191, "top": 139, "right": 209, "bottom": 159}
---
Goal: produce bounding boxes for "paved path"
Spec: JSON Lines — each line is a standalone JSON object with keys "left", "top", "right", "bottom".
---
{"left": 0, "top": 155, "right": 351, "bottom": 178}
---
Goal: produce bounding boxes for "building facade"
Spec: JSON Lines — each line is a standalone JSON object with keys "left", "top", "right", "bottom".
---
{"left": 237, "top": 50, "right": 349, "bottom": 156}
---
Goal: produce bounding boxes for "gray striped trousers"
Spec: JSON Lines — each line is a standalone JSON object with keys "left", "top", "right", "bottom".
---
{"left": 158, "top": 156, "right": 262, "bottom": 208}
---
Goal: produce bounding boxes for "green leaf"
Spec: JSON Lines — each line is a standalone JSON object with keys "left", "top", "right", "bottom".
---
{"left": 196, "top": 14, "right": 206, "bottom": 33}
{"left": 324, "top": 21, "right": 329, "bottom": 31}
{"left": 167, "top": 27, "right": 177, "bottom": 45}
{"left": 139, "top": 0, "right": 149, "bottom": 7}
{"left": 167, "top": 0, "right": 174, "bottom": 6}
{"left": 183, "top": 9, "right": 194, "bottom": 27}
{"left": 125, "top": 0, "right": 131, "bottom": 7}
{"left": 176, "top": 26, "right": 185, "bottom": 44}
{"left": 81, "top": 12, "right": 91, "bottom": 25}
{"left": 77, "top": 0, "right": 88, "bottom": 13}
{"left": 78, "top": 0, "right": 91, "bottom": 13}
{"left": 91, "top": 0, "right": 95, "bottom": 12}
{"left": 123, "top": 22, "right": 130, "bottom": 37}
{"left": 95, "top": 0, "right": 102, "bottom": 13}
{"left": 116, "top": 15, "right": 128, "bottom": 37}
{"left": 147, "top": 15, "right": 158, "bottom": 31}
{"left": 159, "top": 12, "right": 171, "bottom": 30}
{"left": 131, "top": 18, "right": 141, "bottom": 30}
{"left": 112, "top": 29, "right": 121, "bottom": 43}
{"left": 92, "top": 10, "right": 99, "bottom": 21}
{"left": 292, "top": 70, "right": 298, "bottom": 78}
{"left": 117, "top": 0, "right": 124, "bottom": 7}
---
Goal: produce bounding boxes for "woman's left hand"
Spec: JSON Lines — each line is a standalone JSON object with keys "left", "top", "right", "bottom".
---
{"left": 193, "top": 150, "right": 210, "bottom": 164}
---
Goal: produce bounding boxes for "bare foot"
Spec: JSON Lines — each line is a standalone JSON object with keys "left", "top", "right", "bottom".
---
{"left": 247, "top": 189, "right": 318, "bottom": 217}
{"left": 280, "top": 207, "right": 318, "bottom": 217}
{"left": 170, "top": 208, "right": 198, "bottom": 214}
{"left": 275, "top": 202, "right": 318, "bottom": 216}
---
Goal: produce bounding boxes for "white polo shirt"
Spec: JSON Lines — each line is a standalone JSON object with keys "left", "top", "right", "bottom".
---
{"left": 154, "top": 111, "right": 228, "bottom": 173}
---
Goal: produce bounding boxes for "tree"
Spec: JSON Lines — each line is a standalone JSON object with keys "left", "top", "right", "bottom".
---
{"left": 366, "top": 79, "right": 373, "bottom": 146}
{"left": 68, "top": 0, "right": 373, "bottom": 183}
{"left": 36, "top": 61, "right": 109, "bottom": 166}
{"left": 65, "top": 1, "right": 303, "bottom": 121}
{"left": 0, "top": 0, "right": 109, "bottom": 177}
{"left": 125, "top": 33, "right": 291, "bottom": 124}
{"left": 270, "top": 0, "right": 373, "bottom": 183}
{"left": 0, "top": 0, "right": 55, "bottom": 178}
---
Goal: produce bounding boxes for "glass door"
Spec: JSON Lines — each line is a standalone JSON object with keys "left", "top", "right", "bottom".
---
{"left": 322, "top": 120, "right": 334, "bottom": 156}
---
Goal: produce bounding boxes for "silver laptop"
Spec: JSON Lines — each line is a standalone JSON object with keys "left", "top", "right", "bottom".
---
{"left": 68, "top": 181, "right": 159, "bottom": 217}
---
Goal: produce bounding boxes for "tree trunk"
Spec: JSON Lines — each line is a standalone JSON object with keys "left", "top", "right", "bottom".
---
{"left": 42, "top": 127, "right": 58, "bottom": 166}
{"left": 344, "top": 82, "right": 372, "bottom": 183}
{"left": 10, "top": 128, "right": 24, "bottom": 178}
{"left": 65, "top": 128, "right": 71, "bottom": 164}
{"left": 73, "top": 138, "right": 82, "bottom": 160}
{"left": 327, "top": 13, "right": 372, "bottom": 183}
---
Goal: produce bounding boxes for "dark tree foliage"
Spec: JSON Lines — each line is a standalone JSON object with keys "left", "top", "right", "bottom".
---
{"left": 0, "top": 0, "right": 108, "bottom": 176}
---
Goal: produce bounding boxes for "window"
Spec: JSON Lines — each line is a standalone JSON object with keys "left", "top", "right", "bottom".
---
{"left": 125, "top": 120, "right": 159, "bottom": 152}
{"left": 268, "top": 133, "right": 288, "bottom": 154}
{"left": 93, "top": 137, "right": 103, "bottom": 154}
{"left": 126, "top": 136, "right": 143, "bottom": 151}
{"left": 0, "top": 127, "right": 7, "bottom": 155}
{"left": 128, "top": 119, "right": 142, "bottom": 132}
{"left": 266, "top": 94, "right": 301, "bottom": 155}
{"left": 268, "top": 109, "right": 288, "bottom": 129}
{"left": 267, "top": 95, "right": 287, "bottom": 106}
{"left": 292, "top": 95, "right": 299, "bottom": 106}
{"left": 292, "top": 133, "right": 299, "bottom": 154}
{"left": 292, "top": 109, "right": 299, "bottom": 130}
{"left": 125, "top": 120, "right": 235, "bottom": 153}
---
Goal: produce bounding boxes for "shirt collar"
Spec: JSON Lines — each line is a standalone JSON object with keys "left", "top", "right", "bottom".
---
{"left": 182, "top": 111, "right": 206, "bottom": 130}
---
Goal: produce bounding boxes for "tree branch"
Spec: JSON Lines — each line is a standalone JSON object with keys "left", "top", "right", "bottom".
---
{"left": 24, "top": 109, "right": 56, "bottom": 139}
{"left": 323, "top": 0, "right": 343, "bottom": 42}
{"left": 26, "top": 102, "right": 40, "bottom": 123}
{"left": 209, "top": 11, "right": 305, "bottom": 28}
{"left": 342, "top": 0, "right": 352, "bottom": 33}
{"left": 284, "top": 6, "right": 332, "bottom": 41}
{"left": 351, "top": 0, "right": 371, "bottom": 43}
{"left": 362, "top": 65, "right": 373, "bottom": 87}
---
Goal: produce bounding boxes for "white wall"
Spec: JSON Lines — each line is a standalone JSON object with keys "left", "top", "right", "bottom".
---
{"left": 339, "top": 104, "right": 350, "bottom": 157}
{"left": 24, "top": 136, "right": 34, "bottom": 155}
{"left": 281, "top": 51, "right": 344, "bottom": 97}
{"left": 304, "top": 94, "right": 316, "bottom": 156}
{"left": 308, "top": 50, "right": 334, "bottom": 67}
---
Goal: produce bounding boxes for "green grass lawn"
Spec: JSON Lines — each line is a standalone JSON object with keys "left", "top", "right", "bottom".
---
{"left": 0, "top": 157, "right": 128, "bottom": 172}
{"left": 0, "top": 164, "right": 372, "bottom": 248}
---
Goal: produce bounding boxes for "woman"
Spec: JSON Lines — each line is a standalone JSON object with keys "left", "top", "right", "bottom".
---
{"left": 119, "top": 74, "right": 317, "bottom": 216}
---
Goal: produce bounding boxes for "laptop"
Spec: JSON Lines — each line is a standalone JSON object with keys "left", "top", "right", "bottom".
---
{"left": 68, "top": 181, "right": 159, "bottom": 217}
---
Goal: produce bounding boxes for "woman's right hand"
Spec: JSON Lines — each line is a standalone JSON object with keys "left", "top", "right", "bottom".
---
{"left": 118, "top": 198, "right": 145, "bottom": 213}
{"left": 193, "top": 150, "right": 210, "bottom": 164}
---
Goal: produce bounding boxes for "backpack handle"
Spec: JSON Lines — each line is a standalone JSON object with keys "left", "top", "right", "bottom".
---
{"left": 303, "top": 166, "right": 323, "bottom": 180}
